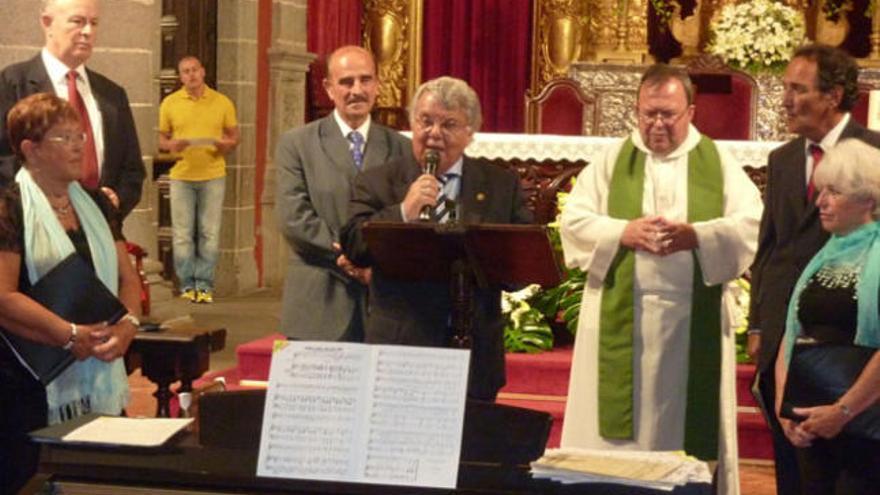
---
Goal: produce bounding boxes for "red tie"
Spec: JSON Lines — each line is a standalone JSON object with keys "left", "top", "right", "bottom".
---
{"left": 67, "top": 70, "right": 100, "bottom": 189}
{"left": 807, "top": 144, "right": 823, "bottom": 202}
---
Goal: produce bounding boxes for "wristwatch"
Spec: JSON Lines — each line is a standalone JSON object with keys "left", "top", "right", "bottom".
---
{"left": 62, "top": 323, "right": 77, "bottom": 350}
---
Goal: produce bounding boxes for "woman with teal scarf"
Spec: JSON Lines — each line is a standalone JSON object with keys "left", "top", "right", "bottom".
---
{"left": 0, "top": 93, "right": 141, "bottom": 494}
{"left": 775, "top": 138, "right": 880, "bottom": 494}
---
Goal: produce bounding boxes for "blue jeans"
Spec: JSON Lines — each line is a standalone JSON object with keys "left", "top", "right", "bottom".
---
{"left": 171, "top": 177, "right": 225, "bottom": 291}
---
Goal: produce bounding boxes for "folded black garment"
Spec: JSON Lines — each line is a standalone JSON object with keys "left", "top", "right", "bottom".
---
{"left": 781, "top": 342, "right": 880, "bottom": 441}
{"left": 0, "top": 254, "right": 127, "bottom": 385}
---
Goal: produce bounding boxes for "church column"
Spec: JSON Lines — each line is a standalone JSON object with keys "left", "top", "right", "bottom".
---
{"left": 213, "top": 0, "right": 262, "bottom": 295}
{"left": 260, "top": 0, "right": 315, "bottom": 289}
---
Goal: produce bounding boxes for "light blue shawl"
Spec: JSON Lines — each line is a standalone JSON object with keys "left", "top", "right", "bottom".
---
{"left": 783, "top": 221, "right": 880, "bottom": 367}
{"left": 16, "top": 167, "right": 128, "bottom": 424}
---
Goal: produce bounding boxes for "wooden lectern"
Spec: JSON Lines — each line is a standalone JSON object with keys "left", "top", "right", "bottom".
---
{"left": 362, "top": 221, "right": 562, "bottom": 347}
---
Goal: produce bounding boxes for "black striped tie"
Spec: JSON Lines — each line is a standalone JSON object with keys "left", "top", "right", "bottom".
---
{"left": 433, "top": 173, "right": 457, "bottom": 223}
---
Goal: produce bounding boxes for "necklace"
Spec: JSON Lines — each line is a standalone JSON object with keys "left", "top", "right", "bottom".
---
{"left": 49, "top": 198, "right": 72, "bottom": 215}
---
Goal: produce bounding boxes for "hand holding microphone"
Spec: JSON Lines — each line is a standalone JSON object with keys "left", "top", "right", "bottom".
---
{"left": 401, "top": 150, "right": 442, "bottom": 222}
{"left": 418, "top": 150, "right": 441, "bottom": 221}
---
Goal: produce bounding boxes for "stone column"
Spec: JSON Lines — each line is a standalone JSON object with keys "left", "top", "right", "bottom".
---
{"left": 0, "top": 0, "right": 159, "bottom": 255}
{"left": 215, "top": 0, "right": 261, "bottom": 295}
{"left": 261, "top": 0, "right": 314, "bottom": 289}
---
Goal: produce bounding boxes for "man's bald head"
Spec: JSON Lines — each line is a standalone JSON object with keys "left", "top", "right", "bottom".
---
{"left": 41, "top": 0, "right": 100, "bottom": 69}
{"left": 323, "top": 45, "right": 379, "bottom": 128}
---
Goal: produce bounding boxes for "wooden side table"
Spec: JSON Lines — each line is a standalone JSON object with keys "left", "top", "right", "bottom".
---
{"left": 126, "top": 325, "right": 226, "bottom": 417}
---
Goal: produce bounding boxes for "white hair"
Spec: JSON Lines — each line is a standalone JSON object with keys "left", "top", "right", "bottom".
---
{"left": 814, "top": 138, "right": 880, "bottom": 219}
{"left": 408, "top": 77, "right": 482, "bottom": 131}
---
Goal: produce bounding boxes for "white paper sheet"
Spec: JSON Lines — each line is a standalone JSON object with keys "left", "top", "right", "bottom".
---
{"left": 186, "top": 137, "right": 217, "bottom": 147}
{"left": 62, "top": 417, "right": 193, "bottom": 447}
{"left": 256, "top": 341, "right": 470, "bottom": 489}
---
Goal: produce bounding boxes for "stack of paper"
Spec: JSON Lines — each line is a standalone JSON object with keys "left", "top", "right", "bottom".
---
{"left": 531, "top": 448, "right": 711, "bottom": 491}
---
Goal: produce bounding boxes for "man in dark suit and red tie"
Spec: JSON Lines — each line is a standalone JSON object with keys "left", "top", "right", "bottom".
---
{"left": 341, "top": 76, "right": 533, "bottom": 401}
{"left": 748, "top": 43, "right": 880, "bottom": 495}
{"left": 0, "top": 0, "right": 145, "bottom": 218}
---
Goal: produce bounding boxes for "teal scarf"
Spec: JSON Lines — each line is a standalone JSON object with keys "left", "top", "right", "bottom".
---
{"left": 15, "top": 167, "right": 128, "bottom": 424}
{"left": 783, "top": 221, "right": 880, "bottom": 365}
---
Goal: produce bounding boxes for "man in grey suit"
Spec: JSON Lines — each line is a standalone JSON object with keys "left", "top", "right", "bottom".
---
{"left": 0, "top": 0, "right": 145, "bottom": 218}
{"left": 275, "top": 45, "right": 410, "bottom": 342}
{"left": 748, "top": 43, "right": 880, "bottom": 495}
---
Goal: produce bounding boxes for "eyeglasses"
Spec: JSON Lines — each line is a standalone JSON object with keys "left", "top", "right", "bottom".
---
{"left": 638, "top": 108, "right": 688, "bottom": 126}
{"left": 45, "top": 133, "right": 88, "bottom": 146}
{"left": 413, "top": 115, "right": 468, "bottom": 137}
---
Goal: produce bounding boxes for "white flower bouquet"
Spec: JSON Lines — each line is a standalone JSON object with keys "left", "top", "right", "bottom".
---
{"left": 706, "top": 0, "right": 806, "bottom": 74}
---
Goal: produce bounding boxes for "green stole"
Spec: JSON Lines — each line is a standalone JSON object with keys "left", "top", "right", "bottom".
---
{"left": 598, "top": 135, "right": 723, "bottom": 461}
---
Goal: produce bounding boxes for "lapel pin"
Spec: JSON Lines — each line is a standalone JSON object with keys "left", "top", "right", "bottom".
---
{"left": 476, "top": 192, "right": 486, "bottom": 202}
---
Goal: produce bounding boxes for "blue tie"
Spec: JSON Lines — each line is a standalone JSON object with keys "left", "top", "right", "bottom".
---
{"left": 348, "top": 131, "right": 365, "bottom": 170}
{"left": 433, "top": 173, "right": 458, "bottom": 223}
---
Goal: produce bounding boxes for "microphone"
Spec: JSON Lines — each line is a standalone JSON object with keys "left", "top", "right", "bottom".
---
{"left": 418, "top": 150, "right": 441, "bottom": 221}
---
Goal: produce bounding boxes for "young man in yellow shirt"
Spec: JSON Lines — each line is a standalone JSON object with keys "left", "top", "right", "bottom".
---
{"left": 159, "top": 56, "right": 239, "bottom": 303}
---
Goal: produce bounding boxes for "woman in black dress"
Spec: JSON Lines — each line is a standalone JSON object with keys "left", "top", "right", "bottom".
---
{"left": 775, "top": 138, "right": 880, "bottom": 494}
{"left": 0, "top": 93, "right": 141, "bottom": 494}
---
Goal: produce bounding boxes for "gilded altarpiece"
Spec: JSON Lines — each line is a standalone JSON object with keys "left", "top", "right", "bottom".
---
{"left": 531, "top": 0, "right": 654, "bottom": 99}
{"left": 363, "top": 0, "right": 422, "bottom": 128}
{"left": 531, "top": 0, "right": 590, "bottom": 91}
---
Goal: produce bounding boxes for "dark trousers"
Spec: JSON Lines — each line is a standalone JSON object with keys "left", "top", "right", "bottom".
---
{"left": 0, "top": 363, "right": 47, "bottom": 495}
{"left": 796, "top": 435, "right": 880, "bottom": 495}
{"left": 758, "top": 368, "right": 802, "bottom": 495}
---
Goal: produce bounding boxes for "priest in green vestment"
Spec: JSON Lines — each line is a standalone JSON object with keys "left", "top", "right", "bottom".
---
{"left": 559, "top": 64, "right": 762, "bottom": 495}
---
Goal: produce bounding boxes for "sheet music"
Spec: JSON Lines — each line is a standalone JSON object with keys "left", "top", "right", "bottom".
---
{"left": 62, "top": 417, "right": 193, "bottom": 447}
{"left": 257, "top": 341, "right": 470, "bottom": 489}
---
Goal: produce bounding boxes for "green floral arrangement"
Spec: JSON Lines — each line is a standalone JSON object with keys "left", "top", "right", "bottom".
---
{"left": 502, "top": 185, "right": 585, "bottom": 353}
{"left": 821, "top": 0, "right": 851, "bottom": 22}
{"left": 729, "top": 276, "right": 752, "bottom": 364}
{"left": 706, "top": 0, "right": 806, "bottom": 74}
{"left": 651, "top": 0, "right": 677, "bottom": 28}
{"left": 502, "top": 285, "right": 555, "bottom": 353}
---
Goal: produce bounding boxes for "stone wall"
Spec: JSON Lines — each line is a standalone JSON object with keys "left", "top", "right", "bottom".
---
{"left": 0, "top": 0, "right": 159, "bottom": 254}
{"left": 0, "top": 0, "right": 313, "bottom": 296}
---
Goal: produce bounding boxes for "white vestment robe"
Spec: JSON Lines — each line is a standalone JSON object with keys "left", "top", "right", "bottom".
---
{"left": 559, "top": 126, "right": 762, "bottom": 495}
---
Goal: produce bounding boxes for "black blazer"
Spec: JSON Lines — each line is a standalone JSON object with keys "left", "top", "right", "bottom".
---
{"left": 0, "top": 55, "right": 145, "bottom": 217}
{"left": 748, "top": 119, "right": 880, "bottom": 371}
{"left": 341, "top": 155, "right": 534, "bottom": 400}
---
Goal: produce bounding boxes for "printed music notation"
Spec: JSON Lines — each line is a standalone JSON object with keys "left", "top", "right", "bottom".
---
{"left": 256, "top": 341, "right": 470, "bottom": 489}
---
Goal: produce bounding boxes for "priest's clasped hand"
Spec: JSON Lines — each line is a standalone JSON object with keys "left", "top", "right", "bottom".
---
{"left": 656, "top": 220, "right": 698, "bottom": 255}
{"left": 621, "top": 216, "right": 698, "bottom": 256}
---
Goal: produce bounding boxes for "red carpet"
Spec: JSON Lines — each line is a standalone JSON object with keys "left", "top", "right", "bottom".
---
{"left": 193, "top": 334, "right": 774, "bottom": 458}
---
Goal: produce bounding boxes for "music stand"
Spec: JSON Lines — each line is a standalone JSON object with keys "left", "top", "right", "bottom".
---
{"left": 362, "top": 221, "right": 562, "bottom": 347}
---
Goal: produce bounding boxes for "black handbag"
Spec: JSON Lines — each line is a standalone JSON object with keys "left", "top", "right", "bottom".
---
{"left": 781, "top": 342, "right": 880, "bottom": 441}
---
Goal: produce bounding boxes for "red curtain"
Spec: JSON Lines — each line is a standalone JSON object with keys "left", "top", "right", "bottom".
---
{"left": 421, "top": 0, "right": 532, "bottom": 133}
{"left": 306, "top": 0, "right": 363, "bottom": 121}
